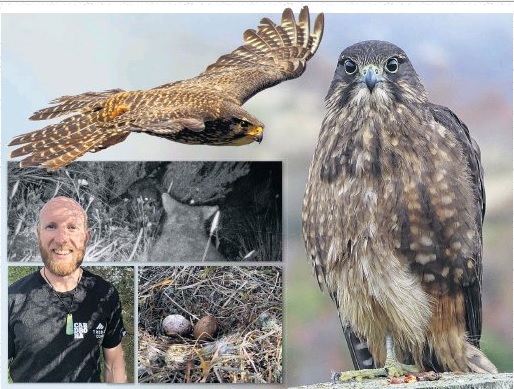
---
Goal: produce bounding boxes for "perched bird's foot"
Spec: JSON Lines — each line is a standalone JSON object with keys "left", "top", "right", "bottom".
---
{"left": 334, "top": 367, "right": 388, "bottom": 382}
{"left": 333, "top": 360, "right": 419, "bottom": 382}
{"left": 384, "top": 360, "right": 419, "bottom": 377}
{"left": 334, "top": 335, "right": 422, "bottom": 382}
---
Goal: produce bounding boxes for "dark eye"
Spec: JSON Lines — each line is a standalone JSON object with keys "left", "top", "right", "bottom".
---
{"left": 343, "top": 59, "right": 357, "bottom": 75}
{"left": 385, "top": 57, "right": 399, "bottom": 73}
{"left": 240, "top": 120, "right": 249, "bottom": 128}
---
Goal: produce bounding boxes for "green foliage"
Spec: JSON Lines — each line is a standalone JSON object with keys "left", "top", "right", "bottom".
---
{"left": 8, "top": 266, "right": 38, "bottom": 285}
{"left": 86, "top": 266, "right": 135, "bottom": 383}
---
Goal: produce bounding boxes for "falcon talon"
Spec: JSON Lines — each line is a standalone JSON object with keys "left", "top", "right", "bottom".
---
{"left": 337, "top": 368, "right": 388, "bottom": 382}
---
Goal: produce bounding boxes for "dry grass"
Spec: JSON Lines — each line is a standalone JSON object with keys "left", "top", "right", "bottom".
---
{"left": 7, "top": 161, "right": 161, "bottom": 262}
{"left": 163, "top": 161, "right": 250, "bottom": 204}
{"left": 138, "top": 266, "right": 282, "bottom": 383}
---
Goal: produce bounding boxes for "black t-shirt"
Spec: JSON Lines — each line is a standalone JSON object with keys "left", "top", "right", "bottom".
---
{"left": 8, "top": 268, "right": 126, "bottom": 382}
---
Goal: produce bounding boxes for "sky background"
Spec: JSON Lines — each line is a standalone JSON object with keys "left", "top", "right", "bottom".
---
{"left": 2, "top": 3, "right": 512, "bottom": 387}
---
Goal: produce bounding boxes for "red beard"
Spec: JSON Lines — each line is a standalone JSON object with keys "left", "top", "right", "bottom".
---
{"left": 39, "top": 240, "right": 86, "bottom": 277}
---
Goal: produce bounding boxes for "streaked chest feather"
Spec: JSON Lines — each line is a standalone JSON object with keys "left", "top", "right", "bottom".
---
{"left": 306, "top": 99, "right": 479, "bottom": 296}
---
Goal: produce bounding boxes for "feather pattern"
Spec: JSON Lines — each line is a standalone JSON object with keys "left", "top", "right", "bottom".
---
{"left": 9, "top": 7, "right": 324, "bottom": 171}
{"left": 302, "top": 40, "right": 497, "bottom": 374}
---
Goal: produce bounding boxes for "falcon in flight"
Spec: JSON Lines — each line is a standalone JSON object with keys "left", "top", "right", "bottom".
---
{"left": 9, "top": 7, "right": 324, "bottom": 171}
{"left": 302, "top": 40, "right": 497, "bottom": 380}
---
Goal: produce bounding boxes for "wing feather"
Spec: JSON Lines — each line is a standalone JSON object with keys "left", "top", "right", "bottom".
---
{"left": 29, "top": 89, "right": 125, "bottom": 120}
{"left": 189, "top": 6, "right": 324, "bottom": 104}
{"left": 258, "top": 17, "right": 287, "bottom": 48}
{"left": 430, "top": 103, "right": 484, "bottom": 346}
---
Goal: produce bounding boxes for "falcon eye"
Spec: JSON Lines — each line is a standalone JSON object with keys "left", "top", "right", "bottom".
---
{"left": 385, "top": 57, "right": 399, "bottom": 73}
{"left": 240, "top": 120, "right": 249, "bottom": 128}
{"left": 343, "top": 59, "right": 357, "bottom": 75}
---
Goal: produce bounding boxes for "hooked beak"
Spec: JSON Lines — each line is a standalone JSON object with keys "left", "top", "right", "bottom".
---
{"left": 254, "top": 130, "right": 263, "bottom": 143}
{"left": 233, "top": 125, "right": 264, "bottom": 145}
{"left": 362, "top": 65, "right": 381, "bottom": 92}
{"left": 250, "top": 126, "right": 264, "bottom": 144}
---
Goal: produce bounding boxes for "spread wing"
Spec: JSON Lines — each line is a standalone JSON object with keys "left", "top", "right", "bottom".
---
{"left": 8, "top": 8, "right": 324, "bottom": 171}
{"left": 156, "top": 6, "right": 324, "bottom": 105}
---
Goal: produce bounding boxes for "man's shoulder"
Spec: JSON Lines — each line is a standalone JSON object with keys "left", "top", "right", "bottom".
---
{"left": 82, "top": 268, "right": 117, "bottom": 293}
{"left": 8, "top": 270, "right": 42, "bottom": 294}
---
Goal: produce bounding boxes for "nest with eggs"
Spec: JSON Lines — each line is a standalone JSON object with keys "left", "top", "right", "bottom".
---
{"left": 138, "top": 266, "right": 282, "bottom": 383}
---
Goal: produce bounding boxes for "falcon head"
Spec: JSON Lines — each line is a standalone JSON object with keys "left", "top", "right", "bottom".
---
{"left": 228, "top": 115, "right": 264, "bottom": 145}
{"left": 210, "top": 105, "right": 264, "bottom": 146}
{"left": 327, "top": 40, "right": 428, "bottom": 110}
{"left": 174, "top": 108, "right": 264, "bottom": 146}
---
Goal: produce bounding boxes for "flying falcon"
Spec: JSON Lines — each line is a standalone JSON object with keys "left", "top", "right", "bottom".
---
{"left": 9, "top": 7, "right": 324, "bottom": 171}
{"left": 302, "top": 40, "right": 497, "bottom": 380}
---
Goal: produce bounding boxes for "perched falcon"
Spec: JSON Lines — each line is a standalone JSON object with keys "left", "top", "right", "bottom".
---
{"left": 9, "top": 7, "right": 324, "bottom": 171}
{"left": 302, "top": 40, "right": 497, "bottom": 379}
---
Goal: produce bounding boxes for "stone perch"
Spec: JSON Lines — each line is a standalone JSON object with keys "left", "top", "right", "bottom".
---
{"left": 289, "top": 373, "right": 513, "bottom": 389}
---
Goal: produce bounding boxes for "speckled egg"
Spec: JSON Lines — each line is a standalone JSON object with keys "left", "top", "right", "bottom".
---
{"left": 193, "top": 315, "right": 218, "bottom": 341}
{"left": 162, "top": 314, "right": 192, "bottom": 336}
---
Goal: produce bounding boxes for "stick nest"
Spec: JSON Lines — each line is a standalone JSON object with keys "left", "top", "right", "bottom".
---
{"left": 138, "top": 266, "right": 282, "bottom": 383}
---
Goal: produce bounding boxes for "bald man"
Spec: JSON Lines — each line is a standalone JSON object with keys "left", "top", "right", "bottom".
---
{"left": 8, "top": 196, "right": 127, "bottom": 383}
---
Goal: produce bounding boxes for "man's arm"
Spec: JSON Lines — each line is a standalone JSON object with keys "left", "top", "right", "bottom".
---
{"left": 103, "top": 343, "right": 127, "bottom": 383}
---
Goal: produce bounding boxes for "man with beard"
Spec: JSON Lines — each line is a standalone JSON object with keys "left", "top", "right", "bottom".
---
{"left": 8, "top": 196, "right": 127, "bottom": 383}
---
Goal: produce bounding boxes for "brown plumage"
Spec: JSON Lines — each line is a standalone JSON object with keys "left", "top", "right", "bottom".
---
{"left": 302, "top": 40, "right": 497, "bottom": 377}
{"left": 9, "top": 7, "right": 324, "bottom": 171}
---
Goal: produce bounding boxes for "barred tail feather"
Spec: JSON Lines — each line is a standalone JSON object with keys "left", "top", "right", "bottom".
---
{"left": 18, "top": 139, "right": 96, "bottom": 171}
{"left": 9, "top": 114, "right": 90, "bottom": 147}
{"left": 9, "top": 113, "right": 129, "bottom": 171}
{"left": 343, "top": 326, "right": 376, "bottom": 370}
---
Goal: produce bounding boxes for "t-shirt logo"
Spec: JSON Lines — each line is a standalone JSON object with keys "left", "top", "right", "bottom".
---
{"left": 93, "top": 323, "right": 106, "bottom": 339}
{"left": 74, "top": 322, "right": 89, "bottom": 339}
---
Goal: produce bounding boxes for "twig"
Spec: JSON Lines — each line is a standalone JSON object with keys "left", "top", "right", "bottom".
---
{"left": 163, "top": 290, "right": 200, "bottom": 321}
{"left": 221, "top": 280, "right": 248, "bottom": 308}
{"left": 128, "top": 227, "right": 144, "bottom": 261}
